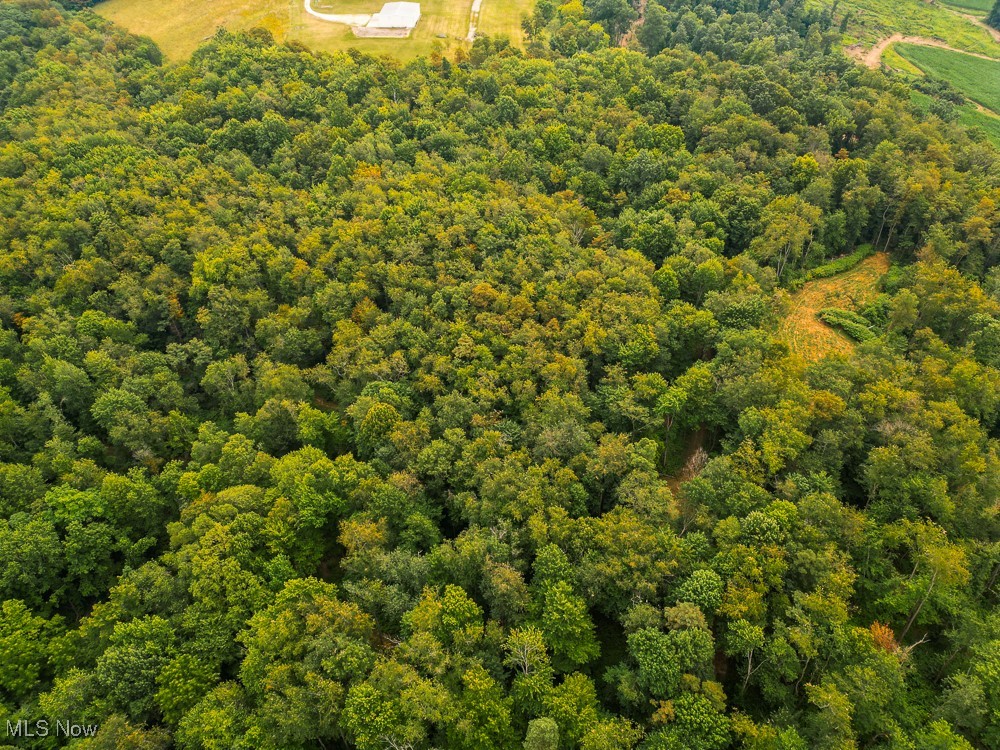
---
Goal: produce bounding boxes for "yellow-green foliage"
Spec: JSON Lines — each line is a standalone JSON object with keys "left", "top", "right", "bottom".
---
{"left": 805, "top": 245, "right": 875, "bottom": 281}
{"left": 882, "top": 44, "right": 924, "bottom": 74}
{"left": 4, "top": 2, "right": 1000, "bottom": 749}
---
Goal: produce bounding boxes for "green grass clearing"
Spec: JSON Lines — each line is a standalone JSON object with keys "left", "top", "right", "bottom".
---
{"left": 829, "top": 0, "right": 1000, "bottom": 57}
{"left": 897, "top": 43, "right": 1000, "bottom": 111}
{"left": 882, "top": 43, "right": 925, "bottom": 73}
{"left": 956, "top": 104, "right": 1000, "bottom": 143}
{"left": 95, "top": 0, "right": 530, "bottom": 61}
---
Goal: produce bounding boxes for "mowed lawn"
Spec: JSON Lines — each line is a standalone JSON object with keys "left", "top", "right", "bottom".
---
{"left": 897, "top": 43, "right": 1000, "bottom": 113}
{"left": 95, "top": 0, "right": 531, "bottom": 60}
{"left": 476, "top": 0, "right": 528, "bottom": 44}
{"left": 778, "top": 253, "right": 890, "bottom": 362}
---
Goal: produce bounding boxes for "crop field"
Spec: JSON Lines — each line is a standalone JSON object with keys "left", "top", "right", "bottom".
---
{"left": 778, "top": 252, "right": 890, "bottom": 361}
{"left": 834, "top": 0, "right": 1000, "bottom": 56}
{"left": 940, "top": 0, "right": 993, "bottom": 14}
{"left": 897, "top": 43, "right": 1000, "bottom": 112}
{"left": 95, "top": 0, "right": 529, "bottom": 60}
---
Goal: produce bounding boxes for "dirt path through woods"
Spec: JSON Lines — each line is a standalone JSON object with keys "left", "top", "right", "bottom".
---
{"left": 619, "top": 0, "right": 648, "bottom": 47}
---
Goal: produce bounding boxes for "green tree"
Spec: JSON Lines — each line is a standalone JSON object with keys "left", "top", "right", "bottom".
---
{"left": 524, "top": 718, "right": 559, "bottom": 750}
{"left": 0, "top": 600, "right": 62, "bottom": 701}
{"left": 95, "top": 616, "right": 175, "bottom": 721}
{"left": 539, "top": 581, "right": 600, "bottom": 670}
{"left": 750, "top": 196, "right": 822, "bottom": 279}
{"left": 237, "top": 578, "right": 375, "bottom": 748}
{"left": 446, "top": 663, "right": 516, "bottom": 750}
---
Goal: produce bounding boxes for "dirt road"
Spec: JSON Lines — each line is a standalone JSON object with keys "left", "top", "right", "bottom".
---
{"left": 467, "top": 0, "right": 482, "bottom": 42}
{"left": 846, "top": 32, "right": 999, "bottom": 67}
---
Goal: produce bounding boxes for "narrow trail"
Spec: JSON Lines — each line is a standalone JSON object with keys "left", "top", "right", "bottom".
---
{"left": 846, "top": 32, "right": 999, "bottom": 67}
{"left": 974, "top": 101, "right": 1000, "bottom": 117}
{"left": 467, "top": 0, "right": 482, "bottom": 42}
{"left": 939, "top": 4, "right": 1000, "bottom": 43}
{"left": 619, "top": 0, "right": 648, "bottom": 47}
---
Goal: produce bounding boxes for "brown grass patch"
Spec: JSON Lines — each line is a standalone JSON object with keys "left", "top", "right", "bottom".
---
{"left": 778, "top": 252, "right": 890, "bottom": 361}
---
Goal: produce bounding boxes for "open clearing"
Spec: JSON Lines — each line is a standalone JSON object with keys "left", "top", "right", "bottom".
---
{"left": 943, "top": 5, "right": 1000, "bottom": 43}
{"left": 846, "top": 32, "right": 1000, "bottom": 67}
{"left": 95, "top": 0, "right": 530, "bottom": 60}
{"left": 897, "top": 43, "right": 1000, "bottom": 112}
{"left": 837, "top": 0, "right": 1000, "bottom": 56}
{"left": 468, "top": 0, "right": 527, "bottom": 43}
{"left": 779, "top": 253, "right": 890, "bottom": 361}
{"left": 839, "top": 0, "right": 1000, "bottom": 136}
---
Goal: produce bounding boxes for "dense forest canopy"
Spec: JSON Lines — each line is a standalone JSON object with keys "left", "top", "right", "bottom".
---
{"left": 0, "top": 0, "right": 999, "bottom": 748}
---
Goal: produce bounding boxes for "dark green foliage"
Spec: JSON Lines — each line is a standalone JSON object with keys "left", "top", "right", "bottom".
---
{"left": 818, "top": 307, "right": 877, "bottom": 341}
{"left": 804, "top": 244, "right": 876, "bottom": 280}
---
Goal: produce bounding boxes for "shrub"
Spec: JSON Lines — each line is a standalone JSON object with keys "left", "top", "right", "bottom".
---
{"left": 818, "top": 308, "right": 876, "bottom": 342}
{"left": 805, "top": 244, "right": 875, "bottom": 281}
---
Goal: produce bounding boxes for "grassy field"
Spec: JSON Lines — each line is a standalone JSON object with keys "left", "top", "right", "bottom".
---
{"left": 897, "top": 43, "right": 1000, "bottom": 111}
{"left": 939, "top": 0, "right": 993, "bottom": 14}
{"left": 831, "top": 0, "right": 1000, "bottom": 56}
{"left": 95, "top": 0, "right": 530, "bottom": 60}
{"left": 778, "top": 253, "right": 890, "bottom": 361}
{"left": 956, "top": 103, "right": 1000, "bottom": 141}
{"left": 476, "top": 0, "right": 526, "bottom": 44}
{"left": 882, "top": 43, "right": 925, "bottom": 73}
